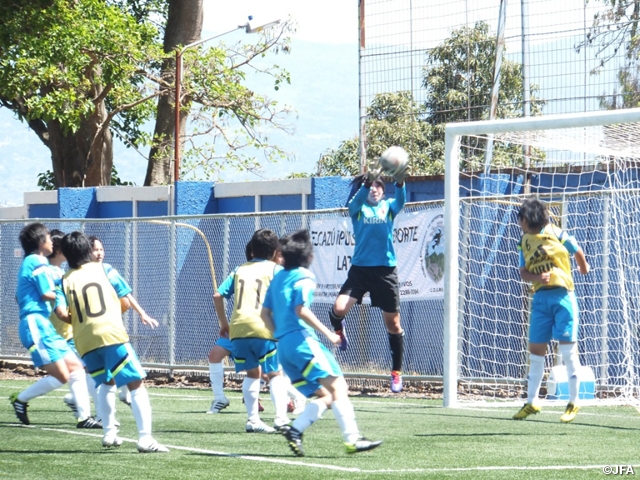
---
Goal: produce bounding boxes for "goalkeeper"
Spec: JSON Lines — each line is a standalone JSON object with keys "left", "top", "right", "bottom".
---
{"left": 513, "top": 197, "right": 590, "bottom": 423}
{"left": 327, "top": 160, "right": 408, "bottom": 393}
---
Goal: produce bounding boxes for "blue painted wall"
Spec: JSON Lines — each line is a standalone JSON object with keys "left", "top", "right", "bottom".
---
{"left": 261, "top": 194, "right": 301, "bottom": 211}
{"left": 99, "top": 201, "right": 133, "bottom": 218}
{"left": 59, "top": 187, "right": 98, "bottom": 218}
{"left": 138, "top": 201, "right": 168, "bottom": 217}
{"left": 29, "top": 203, "right": 59, "bottom": 219}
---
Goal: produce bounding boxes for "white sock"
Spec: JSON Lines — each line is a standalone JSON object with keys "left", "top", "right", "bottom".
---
{"left": 97, "top": 384, "right": 118, "bottom": 437}
{"left": 130, "top": 386, "right": 153, "bottom": 442}
{"left": 284, "top": 375, "right": 306, "bottom": 402}
{"left": 331, "top": 398, "right": 360, "bottom": 444}
{"left": 68, "top": 369, "right": 92, "bottom": 421}
{"left": 209, "top": 363, "right": 226, "bottom": 401}
{"left": 242, "top": 377, "right": 261, "bottom": 423}
{"left": 559, "top": 343, "right": 581, "bottom": 404}
{"left": 18, "top": 376, "right": 63, "bottom": 402}
{"left": 291, "top": 399, "right": 327, "bottom": 433}
{"left": 85, "top": 373, "right": 99, "bottom": 415}
{"left": 119, "top": 385, "right": 131, "bottom": 403}
{"left": 526, "top": 354, "right": 545, "bottom": 405}
{"left": 268, "top": 375, "right": 290, "bottom": 425}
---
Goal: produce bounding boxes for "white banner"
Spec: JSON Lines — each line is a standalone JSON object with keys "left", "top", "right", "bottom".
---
{"left": 309, "top": 208, "right": 445, "bottom": 303}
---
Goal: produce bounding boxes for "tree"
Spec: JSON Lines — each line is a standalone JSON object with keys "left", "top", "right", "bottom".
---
{"left": 579, "top": 1, "right": 640, "bottom": 110}
{"left": 316, "top": 92, "right": 438, "bottom": 176}
{"left": 0, "top": 0, "right": 160, "bottom": 187}
{"left": 315, "top": 22, "right": 544, "bottom": 176}
{"left": 0, "top": 0, "right": 293, "bottom": 188}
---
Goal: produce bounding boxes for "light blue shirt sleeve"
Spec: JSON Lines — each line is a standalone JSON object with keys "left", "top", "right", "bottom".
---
{"left": 217, "top": 269, "right": 237, "bottom": 299}
{"left": 103, "top": 263, "right": 133, "bottom": 298}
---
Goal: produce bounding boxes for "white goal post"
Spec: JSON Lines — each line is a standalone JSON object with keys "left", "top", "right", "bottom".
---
{"left": 443, "top": 107, "right": 640, "bottom": 407}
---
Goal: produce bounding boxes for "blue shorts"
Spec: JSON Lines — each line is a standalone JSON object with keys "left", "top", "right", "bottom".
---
{"left": 231, "top": 338, "right": 279, "bottom": 374}
{"left": 83, "top": 343, "right": 146, "bottom": 388}
{"left": 529, "top": 288, "right": 579, "bottom": 344}
{"left": 215, "top": 337, "right": 235, "bottom": 359}
{"left": 19, "top": 313, "right": 72, "bottom": 367}
{"left": 277, "top": 330, "right": 343, "bottom": 398}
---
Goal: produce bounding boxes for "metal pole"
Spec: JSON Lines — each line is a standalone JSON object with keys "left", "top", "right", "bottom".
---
{"left": 484, "top": 0, "right": 508, "bottom": 175}
{"left": 174, "top": 50, "right": 182, "bottom": 184}
{"left": 358, "top": 0, "right": 367, "bottom": 174}
{"left": 521, "top": 0, "right": 531, "bottom": 193}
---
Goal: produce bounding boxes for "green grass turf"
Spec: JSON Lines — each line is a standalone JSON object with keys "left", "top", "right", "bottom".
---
{"left": 1, "top": 379, "right": 639, "bottom": 479}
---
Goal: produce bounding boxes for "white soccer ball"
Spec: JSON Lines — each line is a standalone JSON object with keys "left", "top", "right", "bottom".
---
{"left": 378, "top": 146, "right": 409, "bottom": 176}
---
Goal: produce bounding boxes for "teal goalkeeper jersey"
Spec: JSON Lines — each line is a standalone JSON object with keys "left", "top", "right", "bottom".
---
{"left": 348, "top": 183, "right": 406, "bottom": 267}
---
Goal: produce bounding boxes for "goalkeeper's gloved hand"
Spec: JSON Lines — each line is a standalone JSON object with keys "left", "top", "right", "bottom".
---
{"left": 393, "top": 164, "right": 410, "bottom": 185}
{"left": 364, "top": 162, "right": 382, "bottom": 187}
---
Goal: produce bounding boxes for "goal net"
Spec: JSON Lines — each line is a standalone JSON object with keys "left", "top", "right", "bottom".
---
{"left": 443, "top": 108, "right": 640, "bottom": 407}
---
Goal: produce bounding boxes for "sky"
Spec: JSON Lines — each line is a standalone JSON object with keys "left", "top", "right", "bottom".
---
{"left": 0, "top": 0, "right": 360, "bottom": 206}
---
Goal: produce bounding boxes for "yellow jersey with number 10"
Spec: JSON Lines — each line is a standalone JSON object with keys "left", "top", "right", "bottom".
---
{"left": 519, "top": 224, "right": 574, "bottom": 293}
{"left": 62, "top": 262, "right": 129, "bottom": 356}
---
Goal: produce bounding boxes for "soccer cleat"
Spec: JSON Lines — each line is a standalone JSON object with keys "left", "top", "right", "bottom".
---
{"left": 512, "top": 403, "right": 541, "bottom": 420}
{"left": 137, "top": 439, "right": 170, "bottom": 453}
{"left": 292, "top": 398, "right": 306, "bottom": 415}
{"left": 282, "top": 426, "right": 305, "bottom": 457}
{"left": 560, "top": 402, "right": 580, "bottom": 423}
{"left": 206, "top": 397, "right": 230, "bottom": 414}
{"left": 345, "top": 437, "right": 383, "bottom": 454}
{"left": 390, "top": 371, "right": 403, "bottom": 393}
{"left": 274, "top": 418, "right": 291, "bottom": 432}
{"left": 335, "top": 321, "right": 348, "bottom": 351}
{"left": 63, "top": 393, "right": 78, "bottom": 416}
{"left": 102, "top": 435, "right": 123, "bottom": 448}
{"left": 9, "top": 392, "right": 30, "bottom": 425}
{"left": 245, "top": 419, "right": 276, "bottom": 434}
{"left": 77, "top": 417, "right": 103, "bottom": 429}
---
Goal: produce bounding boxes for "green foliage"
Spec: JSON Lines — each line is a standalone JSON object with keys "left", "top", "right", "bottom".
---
{"left": 0, "top": 0, "right": 162, "bottom": 135}
{"left": 317, "top": 22, "right": 545, "bottom": 177}
{"left": 37, "top": 166, "right": 133, "bottom": 190}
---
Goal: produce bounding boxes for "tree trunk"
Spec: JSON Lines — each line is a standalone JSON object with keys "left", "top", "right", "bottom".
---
{"left": 145, "top": 0, "right": 203, "bottom": 186}
{"left": 48, "top": 101, "right": 113, "bottom": 187}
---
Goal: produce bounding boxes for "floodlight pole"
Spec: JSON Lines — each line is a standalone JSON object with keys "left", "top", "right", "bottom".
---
{"left": 173, "top": 16, "right": 281, "bottom": 183}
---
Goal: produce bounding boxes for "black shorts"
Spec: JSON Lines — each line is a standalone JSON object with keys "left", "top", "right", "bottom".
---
{"left": 339, "top": 265, "right": 400, "bottom": 313}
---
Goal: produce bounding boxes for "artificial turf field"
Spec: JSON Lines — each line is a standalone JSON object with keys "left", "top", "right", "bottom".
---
{"left": 1, "top": 378, "right": 638, "bottom": 479}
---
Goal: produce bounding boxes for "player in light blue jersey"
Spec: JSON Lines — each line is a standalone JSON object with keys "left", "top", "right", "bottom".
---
{"left": 329, "top": 165, "right": 408, "bottom": 392}
{"left": 10, "top": 223, "right": 97, "bottom": 429}
{"left": 262, "top": 229, "right": 382, "bottom": 457}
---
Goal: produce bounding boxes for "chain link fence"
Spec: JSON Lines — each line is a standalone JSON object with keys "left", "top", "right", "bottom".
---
{"left": 0, "top": 202, "right": 445, "bottom": 379}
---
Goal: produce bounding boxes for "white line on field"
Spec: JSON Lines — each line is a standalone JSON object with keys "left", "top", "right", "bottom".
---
{"left": 3, "top": 425, "right": 634, "bottom": 475}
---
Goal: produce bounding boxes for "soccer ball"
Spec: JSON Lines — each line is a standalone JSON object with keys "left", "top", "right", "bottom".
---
{"left": 378, "top": 146, "right": 409, "bottom": 176}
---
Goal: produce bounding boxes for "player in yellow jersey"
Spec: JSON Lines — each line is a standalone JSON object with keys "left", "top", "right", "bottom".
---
{"left": 512, "top": 198, "right": 590, "bottom": 423}
{"left": 215, "top": 229, "right": 289, "bottom": 433}
{"left": 59, "top": 231, "right": 168, "bottom": 453}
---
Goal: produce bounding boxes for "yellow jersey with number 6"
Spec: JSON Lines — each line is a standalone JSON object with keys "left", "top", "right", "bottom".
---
{"left": 518, "top": 224, "right": 574, "bottom": 293}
